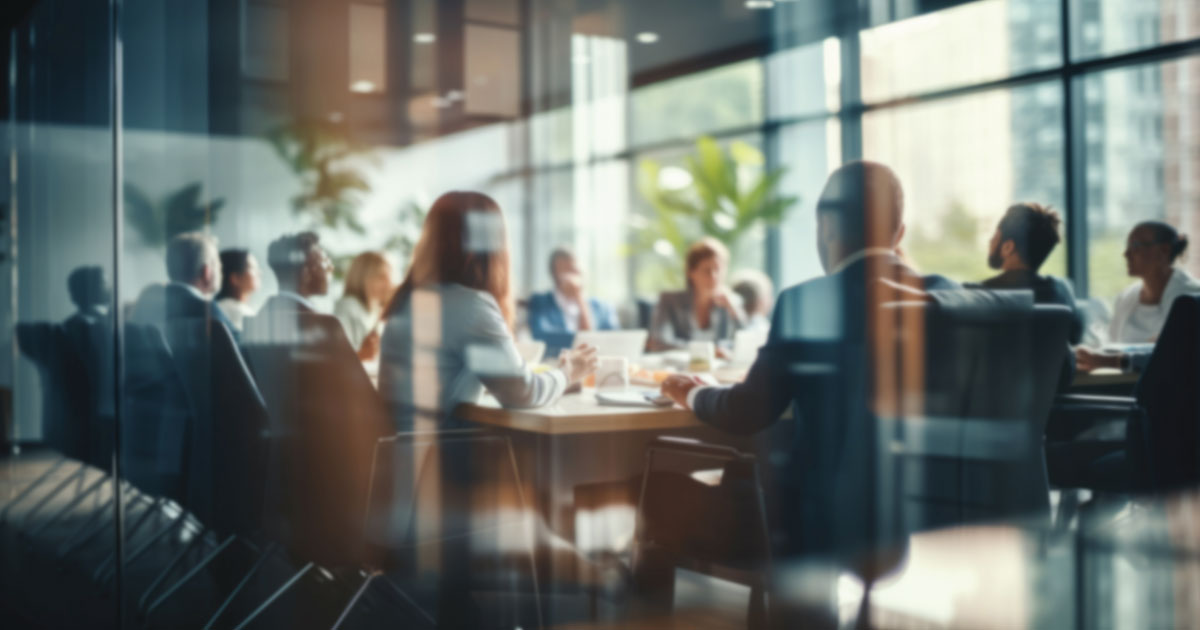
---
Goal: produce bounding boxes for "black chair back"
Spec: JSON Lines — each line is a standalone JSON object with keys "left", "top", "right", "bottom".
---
{"left": 1132, "top": 293, "right": 1200, "bottom": 492}
{"left": 241, "top": 310, "right": 391, "bottom": 568}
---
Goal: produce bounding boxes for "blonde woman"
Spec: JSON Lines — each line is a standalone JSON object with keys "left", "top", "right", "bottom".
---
{"left": 335, "top": 251, "right": 395, "bottom": 361}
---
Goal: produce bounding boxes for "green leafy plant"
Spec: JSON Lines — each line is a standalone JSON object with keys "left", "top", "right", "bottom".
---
{"left": 125, "top": 182, "right": 225, "bottom": 246}
{"left": 266, "top": 118, "right": 374, "bottom": 234}
{"left": 632, "top": 136, "right": 798, "bottom": 290}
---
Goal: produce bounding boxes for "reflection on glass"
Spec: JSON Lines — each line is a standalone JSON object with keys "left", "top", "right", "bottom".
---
{"left": 1071, "top": 0, "right": 1200, "bottom": 61}
{"left": 1083, "top": 56, "right": 1200, "bottom": 301}
{"left": 630, "top": 60, "right": 764, "bottom": 148}
{"left": 860, "top": 0, "right": 1062, "bottom": 103}
{"left": 864, "top": 83, "right": 1066, "bottom": 282}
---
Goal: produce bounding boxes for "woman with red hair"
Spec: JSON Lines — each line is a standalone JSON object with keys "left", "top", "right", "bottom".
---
{"left": 379, "top": 191, "right": 597, "bottom": 431}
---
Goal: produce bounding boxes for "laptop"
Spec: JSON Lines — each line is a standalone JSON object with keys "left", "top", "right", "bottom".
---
{"left": 572, "top": 329, "right": 649, "bottom": 361}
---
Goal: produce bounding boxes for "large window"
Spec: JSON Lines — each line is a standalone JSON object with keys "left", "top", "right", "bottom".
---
{"left": 1083, "top": 55, "right": 1200, "bottom": 300}
{"left": 863, "top": 83, "right": 1066, "bottom": 282}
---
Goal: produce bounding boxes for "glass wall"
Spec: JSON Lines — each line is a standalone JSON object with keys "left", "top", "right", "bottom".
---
{"left": 2, "top": 0, "right": 1199, "bottom": 627}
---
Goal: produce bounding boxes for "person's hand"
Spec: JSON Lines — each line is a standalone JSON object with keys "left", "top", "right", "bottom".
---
{"left": 712, "top": 288, "right": 736, "bottom": 313}
{"left": 1075, "top": 346, "right": 1121, "bottom": 372}
{"left": 715, "top": 346, "right": 732, "bottom": 361}
{"left": 357, "top": 328, "right": 381, "bottom": 361}
{"left": 559, "top": 343, "right": 599, "bottom": 385}
{"left": 661, "top": 374, "right": 705, "bottom": 408}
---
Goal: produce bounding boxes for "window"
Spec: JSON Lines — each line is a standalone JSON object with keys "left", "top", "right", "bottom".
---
{"left": 629, "top": 60, "right": 764, "bottom": 148}
{"left": 1070, "top": 0, "right": 1200, "bottom": 61}
{"left": 1081, "top": 56, "right": 1200, "bottom": 301}
{"left": 859, "top": 0, "right": 1062, "bottom": 104}
{"left": 863, "top": 83, "right": 1067, "bottom": 283}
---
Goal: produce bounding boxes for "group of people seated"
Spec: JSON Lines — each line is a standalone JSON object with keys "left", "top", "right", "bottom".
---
{"left": 16, "top": 158, "right": 1196, "bottom": 626}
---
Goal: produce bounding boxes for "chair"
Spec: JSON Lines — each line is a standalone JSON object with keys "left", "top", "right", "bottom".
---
{"left": 630, "top": 436, "right": 773, "bottom": 629}
{"left": 1045, "top": 294, "right": 1200, "bottom": 496}
{"left": 333, "top": 429, "right": 543, "bottom": 630}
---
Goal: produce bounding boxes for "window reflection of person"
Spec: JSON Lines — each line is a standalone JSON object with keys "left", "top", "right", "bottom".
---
{"left": 1077, "top": 221, "right": 1200, "bottom": 372}
{"left": 214, "top": 248, "right": 261, "bottom": 333}
{"left": 334, "top": 252, "right": 395, "bottom": 361}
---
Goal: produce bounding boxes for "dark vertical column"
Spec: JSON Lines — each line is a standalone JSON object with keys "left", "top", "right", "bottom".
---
{"left": 436, "top": 0, "right": 464, "bottom": 133}
{"left": 109, "top": 0, "right": 126, "bottom": 625}
{"left": 1061, "top": 0, "right": 1088, "bottom": 297}
{"left": 386, "top": 0, "right": 414, "bottom": 146}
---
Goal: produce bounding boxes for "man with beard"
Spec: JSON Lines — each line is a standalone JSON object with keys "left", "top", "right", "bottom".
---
{"left": 969, "top": 202, "right": 1083, "bottom": 344}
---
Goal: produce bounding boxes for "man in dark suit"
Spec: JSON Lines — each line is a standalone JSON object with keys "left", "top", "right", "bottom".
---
{"left": 130, "top": 231, "right": 238, "bottom": 339}
{"left": 659, "top": 161, "right": 957, "bottom": 556}
{"left": 527, "top": 247, "right": 621, "bottom": 356}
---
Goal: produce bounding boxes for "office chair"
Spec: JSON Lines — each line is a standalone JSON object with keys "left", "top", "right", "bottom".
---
{"left": 1046, "top": 293, "right": 1200, "bottom": 496}
{"left": 332, "top": 429, "right": 543, "bottom": 630}
{"left": 630, "top": 436, "right": 773, "bottom": 629}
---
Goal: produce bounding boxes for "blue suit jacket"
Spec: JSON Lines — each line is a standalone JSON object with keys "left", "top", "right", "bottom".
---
{"left": 527, "top": 291, "right": 620, "bottom": 356}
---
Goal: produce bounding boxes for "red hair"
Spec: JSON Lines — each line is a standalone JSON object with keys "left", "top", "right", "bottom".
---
{"left": 386, "top": 191, "right": 514, "bottom": 328}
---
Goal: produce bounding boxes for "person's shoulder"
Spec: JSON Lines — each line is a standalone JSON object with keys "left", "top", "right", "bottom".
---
{"left": 921, "top": 274, "right": 960, "bottom": 291}
{"left": 527, "top": 291, "right": 555, "bottom": 308}
{"left": 1175, "top": 268, "right": 1200, "bottom": 291}
{"left": 656, "top": 289, "right": 689, "bottom": 305}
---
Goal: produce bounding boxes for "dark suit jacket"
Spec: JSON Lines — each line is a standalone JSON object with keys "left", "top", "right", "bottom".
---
{"left": 242, "top": 293, "right": 391, "bottom": 567}
{"left": 131, "top": 282, "right": 238, "bottom": 342}
{"left": 690, "top": 253, "right": 956, "bottom": 555}
{"left": 968, "top": 270, "right": 1083, "bottom": 344}
{"left": 527, "top": 291, "right": 620, "bottom": 356}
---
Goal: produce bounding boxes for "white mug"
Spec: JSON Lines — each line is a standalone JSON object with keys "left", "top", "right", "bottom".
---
{"left": 595, "top": 356, "right": 630, "bottom": 391}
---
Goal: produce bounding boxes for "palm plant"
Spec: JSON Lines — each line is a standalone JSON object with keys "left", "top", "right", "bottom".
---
{"left": 266, "top": 118, "right": 374, "bottom": 234}
{"left": 632, "top": 136, "right": 798, "bottom": 289}
{"left": 125, "top": 182, "right": 225, "bottom": 246}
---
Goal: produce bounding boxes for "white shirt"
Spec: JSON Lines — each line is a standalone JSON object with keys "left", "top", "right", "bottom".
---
{"left": 554, "top": 290, "right": 583, "bottom": 333}
{"left": 379, "top": 284, "right": 568, "bottom": 429}
{"left": 216, "top": 297, "right": 256, "bottom": 332}
{"left": 334, "top": 295, "right": 380, "bottom": 351}
{"left": 1108, "top": 268, "right": 1200, "bottom": 343}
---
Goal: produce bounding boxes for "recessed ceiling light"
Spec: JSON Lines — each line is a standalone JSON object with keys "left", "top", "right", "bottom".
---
{"left": 445, "top": 89, "right": 464, "bottom": 102}
{"left": 413, "top": 32, "right": 436, "bottom": 44}
{"left": 327, "top": 111, "right": 345, "bottom": 123}
{"left": 350, "top": 80, "right": 377, "bottom": 93}
{"left": 745, "top": 0, "right": 775, "bottom": 8}
{"left": 635, "top": 31, "right": 659, "bottom": 44}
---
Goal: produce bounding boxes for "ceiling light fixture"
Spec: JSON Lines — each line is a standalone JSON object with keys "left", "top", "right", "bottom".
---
{"left": 413, "top": 32, "right": 436, "bottom": 44}
{"left": 745, "top": 0, "right": 775, "bottom": 8}
{"left": 635, "top": 31, "right": 659, "bottom": 44}
{"left": 350, "top": 80, "right": 377, "bottom": 93}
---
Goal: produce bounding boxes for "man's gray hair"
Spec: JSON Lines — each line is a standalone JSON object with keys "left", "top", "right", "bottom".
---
{"left": 166, "top": 231, "right": 219, "bottom": 283}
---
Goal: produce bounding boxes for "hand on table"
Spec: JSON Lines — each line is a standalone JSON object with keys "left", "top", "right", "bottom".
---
{"left": 661, "top": 373, "right": 706, "bottom": 409}
{"left": 1075, "top": 346, "right": 1121, "bottom": 372}
{"left": 560, "top": 343, "right": 599, "bottom": 385}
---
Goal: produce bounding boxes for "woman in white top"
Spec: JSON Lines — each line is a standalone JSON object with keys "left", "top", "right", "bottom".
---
{"left": 334, "top": 251, "right": 395, "bottom": 361}
{"left": 214, "top": 248, "right": 260, "bottom": 332}
{"left": 379, "top": 191, "right": 597, "bottom": 431}
{"left": 1078, "top": 221, "right": 1200, "bottom": 371}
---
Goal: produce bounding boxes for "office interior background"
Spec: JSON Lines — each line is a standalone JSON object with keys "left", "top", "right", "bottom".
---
{"left": 2, "top": 0, "right": 1200, "bottom": 628}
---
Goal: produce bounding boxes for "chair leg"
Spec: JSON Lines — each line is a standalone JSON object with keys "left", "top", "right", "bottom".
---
{"left": 137, "top": 527, "right": 208, "bottom": 615}
{"left": 202, "top": 542, "right": 278, "bottom": 630}
{"left": 56, "top": 495, "right": 119, "bottom": 558}
{"left": 143, "top": 534, "right": 239, "bottom": 621}
{"left": 100, "top": 508, "right": 190, "bottom": 584}
{"left": 93, "top": 497, "right": 169, "bottom": 582}
{"left": 0, "top": 456, "right": 70, "bottom": 524}
{"left": 330, "top": 571, "right": 380, "bottom": 630}
{"left": 231, "top": 562, "right": 314, "bottom": 630}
